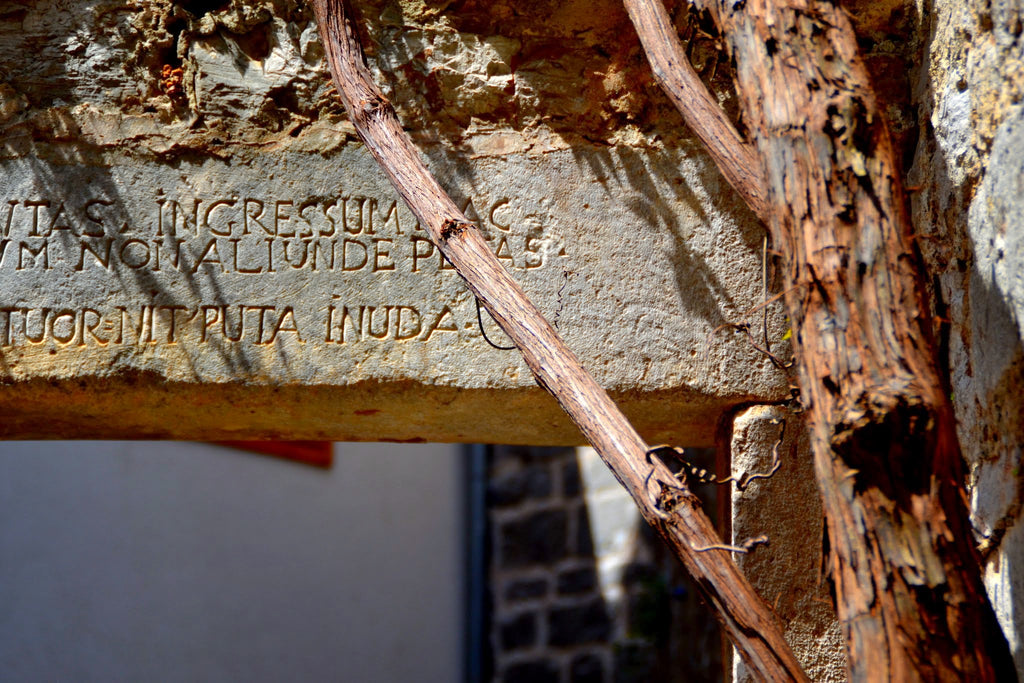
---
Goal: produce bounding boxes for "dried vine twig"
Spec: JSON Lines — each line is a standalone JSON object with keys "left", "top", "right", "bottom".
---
{"left": 309, "top": 0, "right": 807, "bottom": 679}
{"left": 621, "top": 0, "right": 768, "bottom": 223}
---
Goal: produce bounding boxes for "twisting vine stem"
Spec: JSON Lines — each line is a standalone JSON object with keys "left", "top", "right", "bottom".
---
{"left": 309, "top": 0, "right": 807, "bottom": 679}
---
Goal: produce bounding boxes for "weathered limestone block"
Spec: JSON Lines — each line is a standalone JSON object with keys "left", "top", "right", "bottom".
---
{"left": 728, "top": 406, "right": 845, "bottom": 682}
{"left": 910, "top": 0, "right": 1024, "bottom": 671}
{"left": 0, "top": 1, "right": 789, "bottom": 441}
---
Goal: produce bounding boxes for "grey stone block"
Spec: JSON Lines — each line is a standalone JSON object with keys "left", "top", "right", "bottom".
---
{"left": 729, "top": 406, "right": 846, "bottom": 682}
{"left": 504, "top": 577, "right": 549, "bottom": 603}
{"left": 488, "top": 466, "right": 554, "bottom": 507}
{"left": 569, "top": 653, "right": 606, "bottom": 683}
{"left": 500, "top": 611, "right": 538, "bottom": 651}
{"left": 498, "top": 509, "right": 569, "bottom": 567}
{"left": 0, "top": 0, "right": 788, "bottom": 442}
{"left": 548, "top": 598, "right": 613, "bottom": 646}
{"left": 557, "top": 567, "right": 598, "bottom": 595}
{"left": 503, "top": 659, "right": 560, "bottom": 683}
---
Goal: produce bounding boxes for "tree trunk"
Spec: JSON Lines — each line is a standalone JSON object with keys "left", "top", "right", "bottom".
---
{"left": 679, "top": 0, "right": 1017, "bottom": 679}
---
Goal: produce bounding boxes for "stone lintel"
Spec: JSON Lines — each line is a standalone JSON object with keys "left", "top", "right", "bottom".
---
{"left": 0, "top": 1, "right": 790, "bottom": 442}
{"left": 0, "top": 147, "right": 788, "bottom": 443}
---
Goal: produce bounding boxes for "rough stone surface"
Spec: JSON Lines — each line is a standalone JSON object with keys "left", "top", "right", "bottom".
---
{"left": 0, "top": 0, "right": 788, "bottom": 443}
{"left": 729, "top": 405, "right": 846, "bottom": 683}
{"left": 908, "top": 0, "right": 1024, "bottom": 673}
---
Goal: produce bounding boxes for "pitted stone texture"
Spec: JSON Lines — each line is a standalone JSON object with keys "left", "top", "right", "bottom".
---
{"left": 0, "top": 0, "right": 737, "bottom": 157}
{"left": 0, "top": 144, "right": 786, "bottom": 442}
{"left": 729, "top": 406, "right": 846, "bottom": 683}
{"left": 910, "top": 0, "right": 1024, "bottom": 670}
{"left": 0, "top": 0, "right": 788, "bottom": 441}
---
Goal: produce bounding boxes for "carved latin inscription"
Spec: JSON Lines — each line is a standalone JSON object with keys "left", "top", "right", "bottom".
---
{"left": 0, "top": 195, "right": 543, "bottom": 274}
{"left": 0, "top": 190, "right": 549, "bottom": 351}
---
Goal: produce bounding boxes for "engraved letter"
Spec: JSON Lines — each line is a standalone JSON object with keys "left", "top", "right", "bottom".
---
{"left": 48, "top": 202, "right": 75, "bottom": 235}
{"left": 229, "top": 238, "right": 264, "bottom": 274}
{"left": 81, "top": 309, "right": 107, "bottom": 345}
{"left": 395, "top": 306, "right": 421, "bottom": 340}
{"left": 421, "top": 306, "right": 458, "bottom": 342}
{"left": 268, "top": 307, "right": 302, "bottom": 343}
{"left": 191, "top": 239, "right": 224, "bottom": 273}
{"left": 50, "top": 310, "right": 77, "bottom": 344}
{"left": 321, "top": 200, "right": 339, "bottom": 237}
{"left": 24, "top": 200, "right": 50, "bottom": 237}
{"left": 167, "top": 199, "right": 201, "bottom": 236}
{"left": 366, "top": 306, "right": 391, "bottom": 339}
{"left": 325, "top": 305, "right": 336, "bottom": 342}
{"left": 411, "top": 237, "right": 434, "bottom": 272}
{"left": 201, "top": 305, "right": 220, "bottom": 342}
{"left": 115, "top": 306, "right": 147, "bottom": 344}
{"left": 245, "top": 305, "right": 275, "bottom": 344}
{"left": 159, "top": 305, "right": 191, "bottom": 343}
{"left": 2, "top": 200, "right": 16, "bottom": 237}
{"left": 17, "top": 240, "right": 49, "bottom": 270}
{"left": 221, "top": 305, "right": 244, "bottom": 342}
{"left": 343, "top": 197, "right": 365, "bottom": 235}
{"left": 283, "top": 239, "right": 310, "bottom": 269}
{"left": 275, "top": 200, "right": 294, "bottom": 237}
{"left": 0, "top": 308, "right": 15, "bottom": 346}
{"left": 461, "top": 198, "right": 481, "bottom": 224}
{"left": 296, "top": 200, "right": 318, "bottom": 238}
{"left": 83, "top": 199, "right": 114, "bottom": 236}
{"left": 342, "top": 238, "right": 367, "bottom": 271}
{"left": 372, "top": 238, "right": 395, "bottom": 271}
{"left": 153, "top": 238, "right": 185, "bottom": 272}
{"left": 243, "top": 198, "right": 272, "bottom": 235}
{"left": 310, "top": 239, "right": 335, "bottom": 271}
{"left": 23, "top": 308, "right": 48, "bottom": 344}
{"left": 489, "top": 199, "right": 512, "bottom": 232}
{"left": 340, "top": 306, "right": 362, "bottom": 343}
{"left": 373, "top": 200, "right": 401, "bottom": 235}
{"left": 76, "top": 238, "right": 113, "bottom": 270}
{"left": 119, "top": 239, "right": 151, "bottom": 269}
{"left": 524, "top": 237, "right": 544, "bottom": 269}
{"left": 204, "top": 199, "right": 237, "bottom": 236}
{"left": 493, "top": 236, "right": 514, "bottom": 265}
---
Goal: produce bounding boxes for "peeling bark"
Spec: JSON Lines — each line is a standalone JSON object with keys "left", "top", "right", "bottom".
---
{"left": 664, "top": 0, "right": 1017, "bottom": 679}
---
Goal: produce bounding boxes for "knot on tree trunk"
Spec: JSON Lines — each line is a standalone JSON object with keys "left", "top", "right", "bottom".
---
{"left": 830, "top": 389, "right": 939, "bottom": 500}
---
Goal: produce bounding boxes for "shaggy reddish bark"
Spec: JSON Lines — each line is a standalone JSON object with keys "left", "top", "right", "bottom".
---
{"left": 631, "top": 0, "right": 1016, "bottom": 678}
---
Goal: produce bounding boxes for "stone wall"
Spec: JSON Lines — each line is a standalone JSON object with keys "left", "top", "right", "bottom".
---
{"left": 908, "top": 0, "right": 1024, "bottom": 672}
{"left": 486, "top": 445, "right": 722, "bottom": 682}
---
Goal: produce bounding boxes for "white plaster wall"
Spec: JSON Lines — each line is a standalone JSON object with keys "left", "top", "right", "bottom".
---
{"left": 0, "top": 441, "right": 465, "bottom": 682}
